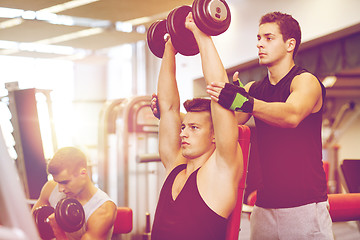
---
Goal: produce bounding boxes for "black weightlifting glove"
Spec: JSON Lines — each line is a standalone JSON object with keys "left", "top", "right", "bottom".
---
{"left": 218, "top": 80, "right": 254, "bottom": 113}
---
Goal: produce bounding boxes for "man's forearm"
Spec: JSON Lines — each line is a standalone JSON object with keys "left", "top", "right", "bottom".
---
{"left": 157, "top": 43, "right": 180, "bottom": 112}
{"left": 195, "top": 34, "right": 228, "bottom": 86}
{"left": 191, "top": 19, "right": 239, "bottom": 160}
{"left": 253, "top": 99, "right": 302, "bottom": 128}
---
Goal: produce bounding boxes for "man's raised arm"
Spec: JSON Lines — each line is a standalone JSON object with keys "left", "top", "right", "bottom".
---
{"left": 185, "top": 13, "right": 243, "bottom": 177}
{"left": 157, "top": 39, "right": 184, "bottom": 172}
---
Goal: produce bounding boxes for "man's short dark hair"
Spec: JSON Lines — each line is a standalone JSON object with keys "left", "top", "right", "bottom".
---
{"left": 183, "top": 98, "right": 211, "bottom": 113}
{"left": 183, "top": 98, "right": 213, "bottom": 132}
{"left": 47, "top": 147, "right": 87, "bottom": 175}
{"left": 260, "top": 11, "right": 301, "bottom": 57}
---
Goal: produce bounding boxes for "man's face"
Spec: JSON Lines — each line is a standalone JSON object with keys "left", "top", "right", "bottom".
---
{"left": 257, "top": 22, "right": 288, "bottom": 66}
{"left": 52, "top": 168, "right": 84, "bottom": 197}
{"left": 180, "top": 111, "right": 215, "bottom": 159}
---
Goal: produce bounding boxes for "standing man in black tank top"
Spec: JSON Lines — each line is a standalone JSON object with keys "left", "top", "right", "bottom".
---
{"left": 207, "top": 11, "right": 334, "bottom": 239}
{"left": 150, "top": 12, "right": 243, "bottom": 240}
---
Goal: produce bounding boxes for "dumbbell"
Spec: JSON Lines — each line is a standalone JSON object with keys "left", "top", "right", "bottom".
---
{"left": 192, "top": 0, "right": 231, "bottom": 36}
{"left": 33, "top": 198, "right": 85, "bottom": 240}
{"left": 147, "top": 0, "right": 231, "bottom": 58}
{"left": 147, "top": 6, "right": 198, "bottom": 58}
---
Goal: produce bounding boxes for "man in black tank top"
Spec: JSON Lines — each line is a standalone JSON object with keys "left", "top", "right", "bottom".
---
{"left": 151, "top": 13, "right": 243, "bottom": 240}
{"left": 207, "top": 12, "right": 334, "bottom": 239}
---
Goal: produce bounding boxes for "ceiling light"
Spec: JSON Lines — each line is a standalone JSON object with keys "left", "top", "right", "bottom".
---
{"left": 116, "top": 22, "right": 133, "bottom": 33}
{"left": 124, "top": 10, "right": 169, "bottom": 26}
{"left": 322, "top": 76, "right": 337, "bottom": 88}
{"left": 35, "top": 28, "right": 104, "bottom": 45}
{"left": 0, "top": 39, "right": 89, "bottom": 56}
{"left": 35, "top": 44, "right": 75, "bottom": 55}
{"left": 38, "top": 0, "right": 99, "bottom": 14}
{"left": 0, "top": 7, "right": 23, "bottom": 18}
{"left": 47, "top": 15, "right": 75, "bottom": 26}
{"left": 136, "top": 25, "right": 146, "bottom": 34}
{"left": 22, "top": 10, "right": 36, "bottom": 20}
{"left": 125, "top": 16, "right": 153, "bottom": 26}
{"left": 0, "top": 40, "right": 18, "bottom": 50}
{"left": 0, "top": 18, "right": 23, "bottom": 29}
{"left": 36, "top": 11, "right": 58, "bottom": 22}
{"left": 0, "top": 48, "right": 19, "bottom": 55}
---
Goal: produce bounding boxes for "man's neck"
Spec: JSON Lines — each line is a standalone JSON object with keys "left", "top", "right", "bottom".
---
{"left": 76, "top": 180, "right": 97, "bottom": 204}
{"left": 185, "top": 150, "right": 215, "bottom": 176}
{"left": 267, "top": 58, "right": 295, "bottom": 85}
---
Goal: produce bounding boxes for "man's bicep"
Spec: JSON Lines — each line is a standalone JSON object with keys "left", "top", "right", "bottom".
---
{"left": 288, "top": 74, "right": 322, "bottom": 117}
{"left": 32, "top": 181, "right": 55, "bottom": 212}
{"left": 158, "top": 111, "right": 182, "bottom": 167}
{"left": 212, "top": 103, "right": 239, "bottom": 157}
{"left": 85, "top": 202, "right": 117, "bottom": 239}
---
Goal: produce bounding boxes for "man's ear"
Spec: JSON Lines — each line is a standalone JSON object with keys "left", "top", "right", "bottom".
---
{"left": 80, "top": 168, "right": 87, "bottom": 176}
{"left": 286, "top": 38, "right": 296, "bottom": 53}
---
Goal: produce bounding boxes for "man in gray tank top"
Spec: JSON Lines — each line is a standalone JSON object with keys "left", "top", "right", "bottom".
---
{"left": 32, "top": 147, "right": 117, "bottom": 240}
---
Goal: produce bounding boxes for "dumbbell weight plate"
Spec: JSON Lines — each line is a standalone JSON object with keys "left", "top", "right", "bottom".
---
{"left": 33, "top": 205, "right": 55, "bottom": 240}
{"left": 166, "top": 5, "right": 199, "bottom": 56}
{"left": 147, "top": 20, "right": 168, "bottom": 58}
{"left": 192, "top": 0, "right": 231, "bottom": 36}
{"left": 55, "top": 198, "right": 85, "bottom": 233}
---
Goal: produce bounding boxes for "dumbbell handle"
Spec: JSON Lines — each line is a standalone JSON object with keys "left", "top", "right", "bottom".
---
{"left": 48, "top": 213, "right": 69, "bottom": 240}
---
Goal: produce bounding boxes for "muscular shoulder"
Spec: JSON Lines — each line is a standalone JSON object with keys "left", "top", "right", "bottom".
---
{"left": 86, "top": 201, "right": 117, "bottom": 238}
{"left": 292, "top": 72, "right": 320, "bottom": 88}
{"left": 291, "top": 72, "right": 322, "bottom": 96}
{"left": 291, "top": 72, "right": 323, "bottom": 113}
{"left": 89, "top": 201, "right": 117, "bottom": 223}
{"left": 39, "top": 181, "right": 56, "bottom": 199}
{"left": 32, "top": 180, "right": 57, "bottom": 212}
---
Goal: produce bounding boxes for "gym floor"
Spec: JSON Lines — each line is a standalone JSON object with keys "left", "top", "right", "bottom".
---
{"left": 238, "top": 213, "right": 360, "bottom": 240}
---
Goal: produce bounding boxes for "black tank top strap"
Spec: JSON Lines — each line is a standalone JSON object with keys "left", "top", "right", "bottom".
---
{"left": 170, "top": 164, "right": 187, "bottom": 177}
{"left": 165, "top": 164, "right": 187, "bottom": 185}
